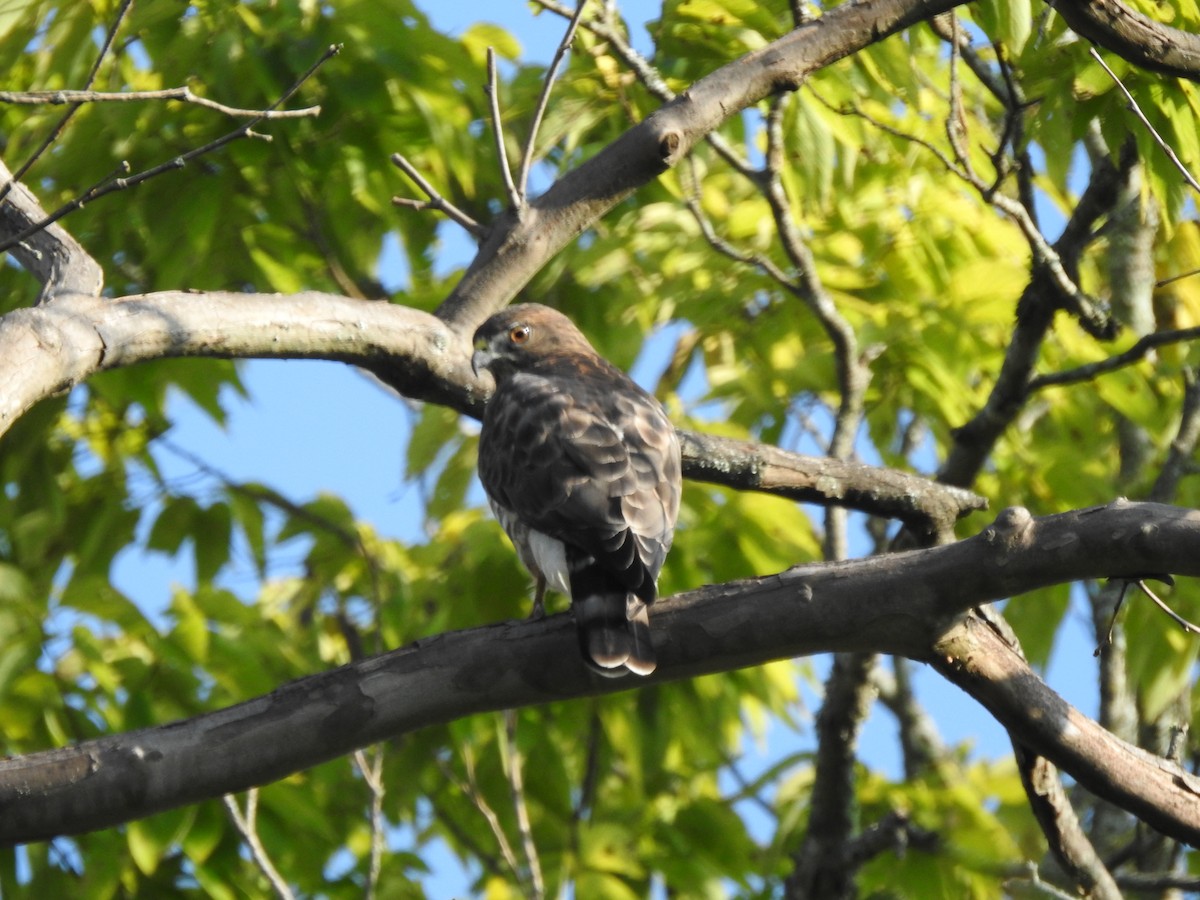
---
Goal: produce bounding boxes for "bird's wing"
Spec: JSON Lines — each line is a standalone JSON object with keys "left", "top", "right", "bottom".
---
{"left": 478, "top": 365, "right": 679, "bottom": 598}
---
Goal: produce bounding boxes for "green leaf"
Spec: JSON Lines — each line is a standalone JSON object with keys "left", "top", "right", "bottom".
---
{"left": 0, "top": 1, "right": 38, "bottom": 40}
{"left": 194, "top": 501, "right": 233, "bottom": 582}
{"left": 460, "top": 22, "right": 521, "bottom": 67}
{"left": 171, "top": 589, "right": 211, "bottom": 664}
{"left": 973, "top": 0, "right": 1032, "bottom": 53}
{"left": 227, "top": 485, "right": 268, "bottom": 576}
{"left": 405, "top": 404, "right": 460, "bottom": 480}
{"left": 148, "top": 496, "right": 201, "bottom": 556}
{"left": 249, "top": 245, "right": 306, "bottom": 293}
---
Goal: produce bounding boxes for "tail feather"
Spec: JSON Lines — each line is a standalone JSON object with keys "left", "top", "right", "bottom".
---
{"left": 574, "top": 593, "right": 656, "bottom": 677}
{"left": 575, "top": 593, "right": 631, "bottom": 676}
{"left": 623, "top": 598, "right": 656, "bottom": 676}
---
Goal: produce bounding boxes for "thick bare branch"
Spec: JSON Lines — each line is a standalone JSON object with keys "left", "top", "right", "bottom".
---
{"left": 932, "top": 588, "right": 1200, "bottom": 849}
{"left": 0, "top": 159, "right": 102, "bottom": 302}
{"left": 2, "top": 501, "right": 1199, "bottom": 846}
{"left": 680, "top": 430, "right": 984, "bottom": 533}
{"left": 1013, "top": 745, "right": 1121, "bottom": 899}
{"left": 1051, "top": 0, "right": 1200, "bottom": 82}
{"left": 788, "top": 652, "right": 877, "bottom": 898}
{"left": 0, "top": 291, "right": 478, "bottom": 437}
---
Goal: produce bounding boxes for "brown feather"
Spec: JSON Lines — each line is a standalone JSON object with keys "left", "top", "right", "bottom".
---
{"left": 473, "top": 305, "right": 681, "bottom": 676}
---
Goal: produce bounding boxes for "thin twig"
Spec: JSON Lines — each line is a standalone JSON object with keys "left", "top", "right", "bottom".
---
{"left": 156, "top": 435, "right": 386, "bottom": 591}
{"left": 1094, "top": 580, "right": 1130, "bottom": 656}
{"left": 944, "top": 14, "right": 970, "bottom": 170}
{"left": 1134, "top": 578, "right": 1200, "bottom": 636}
{"left": 223, "top": 790, "right": 297, "bottom": 900}
{"left": 438, "top": 752, "right": 524, "bottom": 879}
{"left": 1089, "top": 47, "right": 1200, "bottom": 195}
{"left": 353, "top": 748, "right": 387, "bottom": 900}
{"left": 996, "top": 52, "right": 1038, "bottom": 224}
{"left": 760, "top": 92, "right": 869, "bottom": 554}
{"left": 0, "top": 44, "right": 341, "bottom": 257}
{"left": 503, "top": 710, "right": 545, "bottom": 900}
{"left": 391, "top": 152, "right": 486, "bottom": 238}
{"left": 519, "top": 0, "right": 588, "bottom": 199}
{"left": 718, "top": 750, "right": 778, "bottom": 817}
{"left": 0, "top": 88, "right": 320, "bottom": 119}
{"left": 83, "top": 0, "right": 132, "bottom": 87}
{"left": 427, "top": 781, "right": 505, "bottom": 875}
{"left": 1004, "top": 865, "right": 1090, "bottom": 900}
{"left": 1151, "top": 367, "right": 1200, "bottom": 502}
{"left": 873, "top": 658, "right": 946, "bottom": 777}
{"left": 1157, "top": 267, "right": 1200, "bottom": 288}
{"left": 486, "top": 48, "right": 522, "bottom": 209}
{"left": 682, "top": 159, "right": 796, "bottom": 291}
{"left": 531, "top": 0, "right": 671, "bottom": 98}
{"left": 1029, "top": 325, "right": 1200, "bottom": 390}
{"left": 571, "top": 705, "right": 602, "bottom": 833}
{"left": 0, "top": 0, "right": 135, "bottom": 204}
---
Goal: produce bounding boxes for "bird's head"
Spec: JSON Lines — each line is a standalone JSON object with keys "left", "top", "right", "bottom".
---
{"left": 471, "top": 304, "right": 595, "bottom": 378}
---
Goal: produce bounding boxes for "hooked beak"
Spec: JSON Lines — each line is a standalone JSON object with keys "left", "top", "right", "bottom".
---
{"left": 471, "top": 343, "right": 492, "bottom": 378}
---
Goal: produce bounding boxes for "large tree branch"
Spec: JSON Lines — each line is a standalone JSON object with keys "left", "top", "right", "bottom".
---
{"left": 0, "top": 159, "right": 102, "bottom": 302}
{"left": 1012, "top": 744, "right": 1121, "bottom": 899}
{"left": 788, "top": 651, "right": 877, "bottom": 898}
{"left": 1051, "top": 0, "right": 1200, "bottom": 82}
{"left": 2, "top": 501, "right": 1199, "bottom": 846}
{"left": 933, "top": 609, "right": 1200, "bottom": 851}
{"left": 0, "top": 292, "right": 479, "bottom": 436}
{"left": 679, "top": 430, "right": 984, "bottom": 532}
{"left": 0, "top": 290, "right": 983, "bottom": 529}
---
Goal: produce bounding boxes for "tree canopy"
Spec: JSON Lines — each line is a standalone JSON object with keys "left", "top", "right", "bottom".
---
{"left": 2, "top": 0, "right": 1200, "bottom": 897}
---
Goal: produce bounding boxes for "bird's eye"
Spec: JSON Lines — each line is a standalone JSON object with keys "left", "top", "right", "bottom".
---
{"left": 509, "top": 324, "right": 531, "bottom": 345}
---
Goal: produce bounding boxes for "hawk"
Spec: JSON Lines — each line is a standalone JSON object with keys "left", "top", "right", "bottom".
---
{"left": 471, "top": 304, "right": 682, "bottom": 677}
